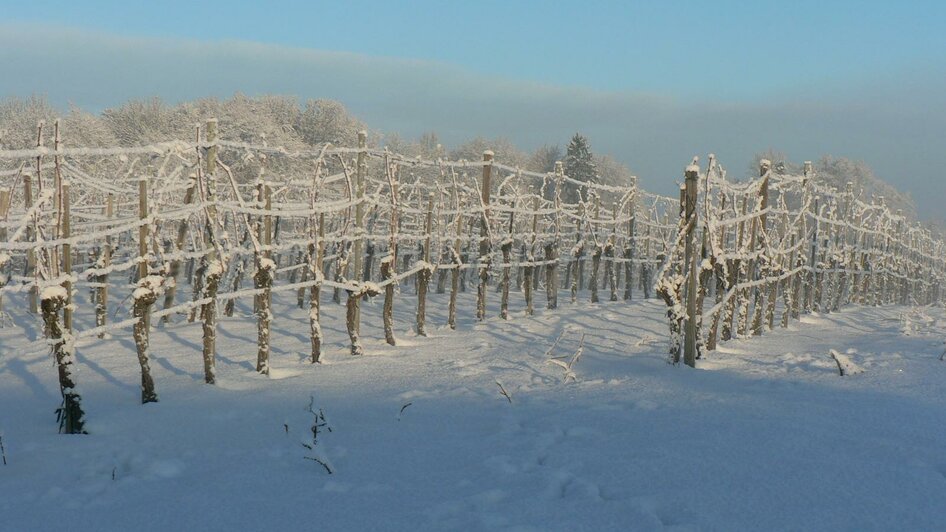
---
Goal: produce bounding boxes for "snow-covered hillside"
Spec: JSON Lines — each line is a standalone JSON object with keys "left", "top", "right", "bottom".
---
{"left": 2, "top": 291, "right": 945, "bottom": 531}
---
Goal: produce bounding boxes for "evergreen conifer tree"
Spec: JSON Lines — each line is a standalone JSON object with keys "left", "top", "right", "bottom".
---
{"left": 563, "top": 133, "right": 597, "bottom": 202}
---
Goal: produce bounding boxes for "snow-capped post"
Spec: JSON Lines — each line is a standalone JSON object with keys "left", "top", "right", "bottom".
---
{"left": 190, "top": 132, "right": 222, "bottom": 382}
{"left": 200, "top": 256, "right": 223, "bottom": 385}
{"left": 352, "top": 130, "right": 367, "bottom": 298}
{"left": 95, "top": 194, "right": 113, "bottom": 336}
{"left": 256, "top": 184, "right": 274, "bottom": 375}
{"left": 625, "top": 179, "right": 636, "bottom": 300}
{"left": 61, "top": 181, "right": 73, "bottom": 332}
{"left": 803, "top": 161, "right": 817, "bottom": 312}
{"left": 683, "top": 163, "right": 699, "bottom": 368}
{"left": 132, "top": 275, "right": 163, "bottom": 403}
{"left": 204, "top": 119, "right": 219, "bottom": 234}
{"left": 163, "top": 175, "right": 196, "bottom": 322}
{"left": 52, "top": 121, "right": 62, "bottom": 279}
{"left": 781, "top": 234, "right": 798, "bottom": 328}
{"left": 0, "top": 190, "right": 8, "bottom": 239}
{"left": 476, "top": 150, "right": 494, "bottom": 321}
{"left": 571, "top": 206, "right": 583, "bottom": 303}
{"left": 381, "top": 154, "right": 399, "bottom": 346}
{"left": 138, "top": 177, "right": 149, "bottom": 282}
{"left": 606, "top": 204, "right": 618, "bottom": 302}
{"left": 590, "top": 195, "right": 601, "bottom": 303}
{"left": 24, "top": 173, "right": 38, "bottom": 313}
{"left": 895, "top": 213, "right": 906, "bottom": 304}
{"left": 42, "top": 286, "right": 86, "bottom": 433}
{"left": 310, "top": 212, "right": 325, "bottom": 363}
{"left": 416, "top": 193, "right": 434, "bottom": 336}
{"left": 447, "top": 185, "right": 464, "bottom": 329}
{"left": 347, "top": 282, "right": 379, "bottom": 356}
{"left": 500, "top": 194, "right": 515, "bottom": 320}
{"left": 547, "top": 161, "right": 564, "bottom": 309}
{"left": 0, "top": 190, "right": 8, "bottom": 316}
{"left": 524, "top": 195, "right": 539, "bottom": 315}
{"left": 752, "top": 160, "right": 771, "bottom": 336}
{"left": 812, "top": 196, "right": 824, "bottom": 311}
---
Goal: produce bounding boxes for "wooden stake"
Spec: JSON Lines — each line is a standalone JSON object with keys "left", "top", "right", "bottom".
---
{"left": 476, "top": 150, "right": 493, "bottom": 321}
{"left": 61, "top": 182, "right": 73, "bottom": 332}
{"left": 682, "top": 165, "right": 699, "bottom": 367}
{"left": 416, "top": 194, "right": 434, "bottom": 335}
{"left": 96, "top": 194, "right": 113, "bottom": 336}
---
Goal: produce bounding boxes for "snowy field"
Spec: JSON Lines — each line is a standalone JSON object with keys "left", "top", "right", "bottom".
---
{"left": 2, "top": 290, "right": 946, "bottom": 531}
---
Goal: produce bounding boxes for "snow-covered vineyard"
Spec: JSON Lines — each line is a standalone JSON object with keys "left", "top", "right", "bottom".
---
{"left": 0, "top": 119, "right": 944, "bottom": 429}
{"left": 2, "top": 120, "right": 946, "bottom": 530}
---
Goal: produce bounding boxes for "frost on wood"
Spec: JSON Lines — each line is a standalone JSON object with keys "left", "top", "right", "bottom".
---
{"left": 202, "top": 260, "right": 223, "bottom": 384}
{"left": 255, "top": 257, "right": 275, "bottom": 375}
{"left": 346, "top": 282, "right": 380, "bottom": 356}
{"left": 829, "top": 349, "right": 864, "bottom": 376}
{"left": 415, "top": 261, "right": 435, "bottom": 337}
{"left": 381, "top": 254, "right": 397, "bottom": 346}
{"left": 41, "top": 287, "right": 87, "bottom": 433}
{"left": 133, "top": 275, "right": 165, "bottom": 403}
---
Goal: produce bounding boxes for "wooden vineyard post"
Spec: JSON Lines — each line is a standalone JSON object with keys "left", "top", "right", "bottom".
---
{"left": 835, "top": 183, "right": 855, "bottom": 311}
{"left": 310, "top": 212, "right": 325, "bottom": 363}
{"left": 624, "top": 183, "right": 636, "bottom": 300}
{"left": 525, "top": 195, "right": 539, "bottom": 315}
{"left": 782, "top": 234, "right": 798, "bottom": 328}
{"left": 724, "top": 197, "right": 746, "bottom": 339}
{"left": 0, "top": 190, "right": 8, "bottom": 316}
{"left": 132, "top": 275, "right": 163, "bottom": 403}
{"left": 138, "top": 178, "right": 150, "bottom": 284}
{"left": 448, "top": 192, "right": 463, "bottom": 330}
{"left": 61, "top": 182, "right": 73, "bottom": 332}
{"left": 571, "top": 205, "right": 583, "bottom": 304}
{"left": 0, "top": 190, "right": 8, "bottom": 242}
{"left": 547, "top": 162, "right": 563, "bottom": 309}
{"left": 342, "top": 130, "right": 366, "bottom": 344}
{"left": 476, "top": 150, "right": 493, "bottom": 321}
{"left": 751, "top": 160, "right": 770, "bottom": 336}
{"left": 41, "top": 287, "right": 86, "bottom": 433}
{"left": 351, "top": 131, "right": 368, "bottom": 326}
{"left": 255, "top": 184, "right": 274, "bottom": 374}
{"left": 696, "top": 226, "right": 712, "bottom": 354}
{"left": 163, "top": 176, "right": 196, "bottom": 321}
{"left": 500, "top": 196, "right": 515, "bottom": 320}
{"left": 95, "top": 194, "right": 113, "bottom": 336}
{"left": 24, "top": 174, "right": 38, "bottom": 313}
{"left": 803, "top": 162, "right": 817, "bottom": 313}
{"left": 381, "top": 160, "right": 399, "bottom": 347}
{"left": 607, "top": 204, "right": 618, "bottom": 302}
{"left": 590, "top": 195, "right": 601, "bottom": 303}
{"left": 416, "top": 193, "right": 434, "bottom": 336}
{"left": 682, "top": 165, "right": 699, "bottom": 367}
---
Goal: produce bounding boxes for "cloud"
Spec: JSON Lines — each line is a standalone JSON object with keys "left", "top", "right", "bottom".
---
{"left": 1, "top": 24, "right": 944, "bottom": 218}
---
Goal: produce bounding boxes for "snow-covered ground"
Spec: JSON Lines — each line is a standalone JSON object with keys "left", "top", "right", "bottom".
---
{"left": 2, "top": 289, "right": 945, "bottom": 531}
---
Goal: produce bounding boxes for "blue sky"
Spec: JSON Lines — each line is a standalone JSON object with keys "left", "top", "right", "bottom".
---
{"left": 2, "top": 1, "right": 946, "bottom": 216}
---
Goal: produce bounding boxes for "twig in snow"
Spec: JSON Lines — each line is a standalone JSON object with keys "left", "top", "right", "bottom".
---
{"left": 301, "top": 396, "right": 333, "bottom": 474}
{"left": 303, "top": 455, "right": 334, "bottom": 475}
{"left": 548, "top": 333, "right": 586, "bottom": 382}
{"left": 829, "top": 349, "right": 863, "bottom": 377}
{"left": 829, "top": 350, "right": 845, "bottom": 376}
{"left": 496, "top": 381, "right": 512, "bottom": 403}
{"left": 543, "top": 330, "right": 568, "bottom": 359}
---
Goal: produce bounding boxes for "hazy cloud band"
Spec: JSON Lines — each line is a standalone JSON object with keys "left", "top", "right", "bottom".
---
{"left": 1, "top": 24, "right": 944, "bottom": 217}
